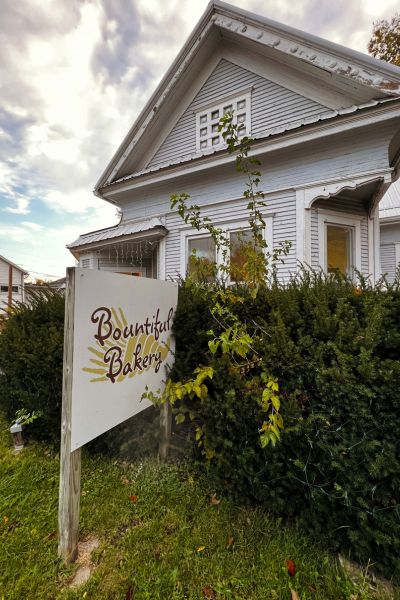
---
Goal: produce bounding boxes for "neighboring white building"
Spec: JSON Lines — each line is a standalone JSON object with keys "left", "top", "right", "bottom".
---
{"left": 68, "top": 1, "right": 400, "bottom": 284}
{"left": 0, "top": 255, "right": 28, "bottom": 316}
{"left": 380, "top": 179, "right": 400, "bottom": 282}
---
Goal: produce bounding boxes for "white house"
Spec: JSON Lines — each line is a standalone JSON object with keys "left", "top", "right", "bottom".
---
{"left": 68, "top": 1, "right": 400, "bottom": 284}
{"left": 380, "top": 179, "right": 400, "bottom": 281}
{"left": 0, "top": 255, "right": 28, "bottom": 316}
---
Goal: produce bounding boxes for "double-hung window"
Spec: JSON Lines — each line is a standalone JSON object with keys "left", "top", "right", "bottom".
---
{"left": 186, "top": 234, "right": 217, "bottom": 281}
{"left": 318, "top": 210, "right": 361, "bottom": 277}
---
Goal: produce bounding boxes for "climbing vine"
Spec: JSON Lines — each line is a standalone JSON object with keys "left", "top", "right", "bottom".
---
{"left": 144, "top": 114, "right": 290, "bottom": 451}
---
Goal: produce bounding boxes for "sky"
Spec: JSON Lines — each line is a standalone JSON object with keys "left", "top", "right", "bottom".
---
{"left": 0, "top": 0, "right": 398, "bottom": 281}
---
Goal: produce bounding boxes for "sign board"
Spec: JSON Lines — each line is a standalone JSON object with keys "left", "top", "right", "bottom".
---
{"left": 71, "top": 268, "right": 178, "bottom": 449}
{"left": 59, "top": 268, "right": 178, "bottom": 562}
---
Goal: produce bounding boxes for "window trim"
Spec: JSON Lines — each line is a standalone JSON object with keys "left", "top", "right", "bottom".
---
{"left": 318, "top": 209, "right": 361, "bottom": 276}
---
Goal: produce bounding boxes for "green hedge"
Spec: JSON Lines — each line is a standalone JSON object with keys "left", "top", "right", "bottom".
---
{"left": 171, "top": 273, "right": 400, "bottom": 581}
{"left": 0, "top": 289, "right": 65, "bottom": 444}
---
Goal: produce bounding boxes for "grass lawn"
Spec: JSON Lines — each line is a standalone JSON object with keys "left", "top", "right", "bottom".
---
{"left": 0, "top": 415, "right": 397, "bottom": 600}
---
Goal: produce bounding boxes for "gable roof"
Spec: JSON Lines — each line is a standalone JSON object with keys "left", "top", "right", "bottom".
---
{"left": 0, "top": 255, "right": 28, "bottom": 276}
{"left": 95, "top": 0, "right": 400, "bottom": 195}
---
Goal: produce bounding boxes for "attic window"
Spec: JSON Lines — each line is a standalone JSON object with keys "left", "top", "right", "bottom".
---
{"left": 81, "top": 258, "right": 91, "bottom": 269}
{"left": 195, "top": 92, "right": 251, "bottom": 152}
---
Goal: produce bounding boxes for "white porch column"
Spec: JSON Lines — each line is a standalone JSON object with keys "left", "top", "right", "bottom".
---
{"left": 295, "top": 189, "right": 311, "bottom": 268}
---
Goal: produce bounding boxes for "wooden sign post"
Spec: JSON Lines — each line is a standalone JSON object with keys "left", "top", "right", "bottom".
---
{"left": 58, "top": 268, "right": 81, "bottom": 562}
{"left": 57, "top": 267, "right": 178, "bottom": 562}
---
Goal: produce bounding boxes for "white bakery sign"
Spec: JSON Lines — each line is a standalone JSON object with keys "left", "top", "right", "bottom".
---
{"left": 70, "top": 268, "right": 178, "bottom": 450}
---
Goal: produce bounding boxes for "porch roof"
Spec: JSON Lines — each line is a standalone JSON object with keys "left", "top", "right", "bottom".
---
{"left": 67, "top": 217, "right": 167, "bottom": 253}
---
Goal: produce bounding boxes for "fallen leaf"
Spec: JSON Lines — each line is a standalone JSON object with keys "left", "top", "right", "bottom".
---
{"left": 287, "top": 559, "right": 296, "bottom": 577}
{"left": 202, "top": 586, "right": 216, "bottom": 599}
{"left": 121, "top": 477, "right": 130, "bottom": 486}
{"left": 291, "top": 590, "right": 300, "bottom": 600}
{"left": 3, "top": 516, "right": 8, "bottom": 524}
{"left": 226, "top": 536, "right": 234, "bottom": 549}
{"left": 210, "top": 494, "right": 221, "bottom": 506}
{"left": 196, "top": 545, "right": 206, "bottom": 553}
{"left": 129, "top": 495, "right": 138, "bottom": 504}
{"left": 45, "top": 531, "right": 57, "bottom": 540}
{"left": 125, "top": 584, "right": 134, "bottom": 600}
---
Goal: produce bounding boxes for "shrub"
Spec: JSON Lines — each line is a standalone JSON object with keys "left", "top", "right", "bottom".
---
{"left": 0, "top": 289, "right": 65, "bottom": 444}
{"left": 171, "top": 272, "right": 400, "bottom": 581}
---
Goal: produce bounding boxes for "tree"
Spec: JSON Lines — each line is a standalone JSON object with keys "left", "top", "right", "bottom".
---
{"left": 368, "top": 13, "right": 400, "bottom": 66}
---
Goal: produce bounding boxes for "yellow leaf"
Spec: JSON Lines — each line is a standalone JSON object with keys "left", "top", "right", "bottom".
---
{"left": 196, "top": 545, "right": 206, "bottom": 552}
{"left": 210, "top": 494, "right": 221, "bottom": 505}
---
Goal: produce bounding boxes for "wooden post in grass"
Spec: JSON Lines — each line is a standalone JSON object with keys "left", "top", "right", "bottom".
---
{"left": 58, "top": 268, "right": 81, "bottom": 562}
{"left": 159, "top": 402, "right": 172, "bottom": 461}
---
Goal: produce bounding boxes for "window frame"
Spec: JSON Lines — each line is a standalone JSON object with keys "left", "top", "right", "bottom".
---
{"left": 195, "top": 91, "right": 252, "bottom": 153}
{"left": 318, "top": 209, "right": 361, "bottom": 277}
{"left": 180, "top": 216, "right": 274, "bottom": 282}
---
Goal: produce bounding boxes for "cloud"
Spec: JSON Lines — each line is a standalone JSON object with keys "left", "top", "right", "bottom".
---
{"left": 3, "top": 198, "right": 30, "bottom": 215}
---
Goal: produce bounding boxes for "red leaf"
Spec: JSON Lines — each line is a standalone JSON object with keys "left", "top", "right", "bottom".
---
{"left": 129, "top": 495, "right": 138, "bottom": 504}
{"left": 202, "top": 586, "right": 216, "bottom": 599}
{"left": 287, "top": 559, "right": 296, "bottom": 577}
{"left": 125, "top": 584, "right": 134, "bottom": 599}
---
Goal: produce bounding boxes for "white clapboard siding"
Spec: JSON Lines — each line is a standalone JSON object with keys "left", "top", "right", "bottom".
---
{"left": 310, "top": 197, "right": 369, "bottom": 273}
{"left": 0, "top": 260, "right": 25, "bottom": 312}
{"left": 147, "top": 59, "right": 327, "bottom": 169}
{"left": 124, "top": 123, "right": 392, "bottom": 224}
{"left": 164, "top": 191, "right": 297, "bottom": 281}
{"left": 380, "top": 243, "right": 397, "bottom": 282}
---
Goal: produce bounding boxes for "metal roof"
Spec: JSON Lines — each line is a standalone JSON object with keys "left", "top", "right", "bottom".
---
{"left": 67, "top": 217, "right": 166, "bottom": 250}
{"left": 0, "top": 254, "right": 28, "bottom": 275}
{"left": 104, "top": 97, "right": 399, "bottom": 188}
{"left": 380, "top": 179, "right": 400, "bottom": 221}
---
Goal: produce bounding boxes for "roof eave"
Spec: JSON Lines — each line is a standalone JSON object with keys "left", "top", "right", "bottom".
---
{"left": 94, "top": 1, "right": 217, "bottom": 192}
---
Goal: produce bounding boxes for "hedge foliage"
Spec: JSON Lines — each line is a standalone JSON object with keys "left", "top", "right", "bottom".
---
{"left": 0, "top": 289, "right": 64, "bottom": 444}
{"left": 171, "top": 272, "right": 400, "bottom": 581}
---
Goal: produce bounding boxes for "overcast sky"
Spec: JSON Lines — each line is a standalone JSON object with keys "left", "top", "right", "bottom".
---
{"left": 0, "top": 0, "right": 398, "bottom": 280}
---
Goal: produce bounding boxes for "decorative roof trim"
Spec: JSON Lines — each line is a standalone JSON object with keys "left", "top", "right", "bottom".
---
{"left": 213, "top": 0, "right": 400, "bottom": 90}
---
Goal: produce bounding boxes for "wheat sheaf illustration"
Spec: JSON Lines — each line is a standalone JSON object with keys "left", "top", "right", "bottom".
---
{"left": 83, "top": 307, "right": 171, "bottom": 384}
